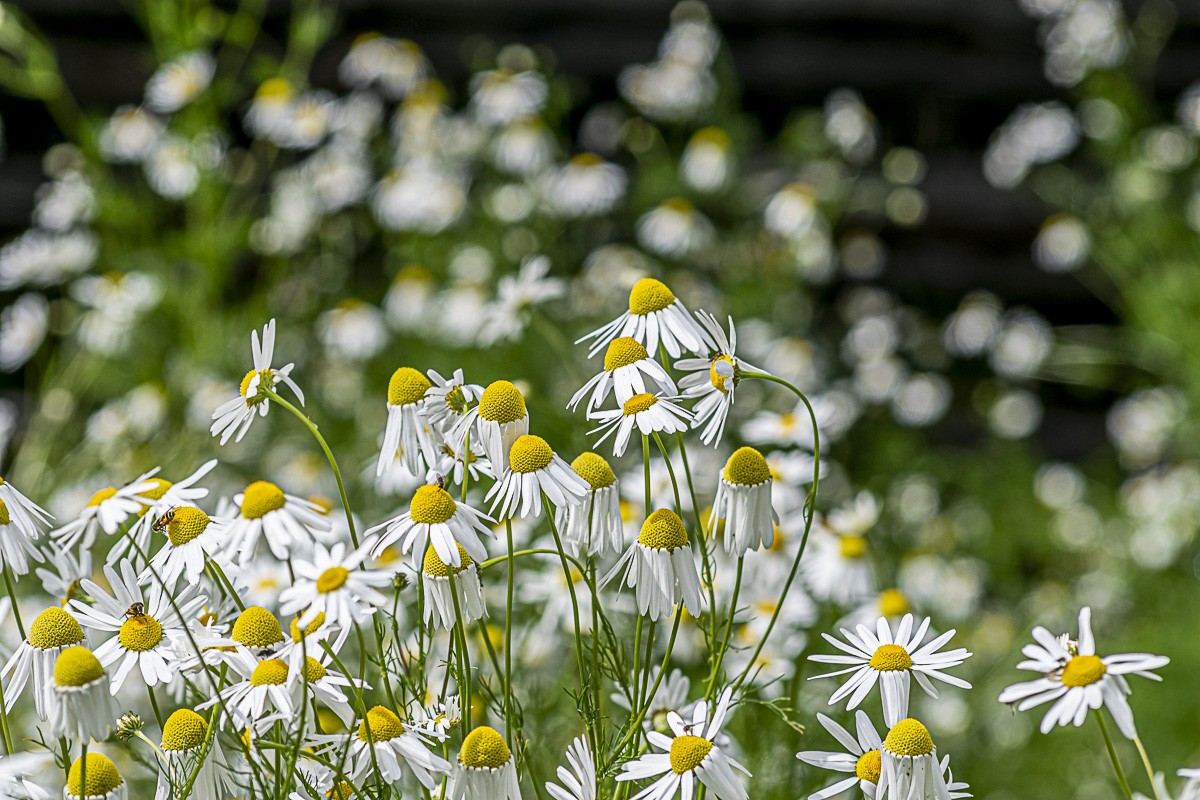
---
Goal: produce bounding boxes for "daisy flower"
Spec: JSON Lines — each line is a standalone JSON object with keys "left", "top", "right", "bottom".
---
{"left": 343, "top": 705, "right": 452, "bottom": 789}
{"left": 470, "top": 68, "right": 548, "bottom": 125}
{"left": 875, "top": 718, "right": 955, "bottom": 800}
{"left": 801, "top": 495, "right": 880, "bottom": 606}
{"left": 636, "top": 197, "right": 715, "bottom": 259}
{"left": 615, "top": 688, "right": 749, "bottom": 800}
{"left": 35, "top": 545, "right": 90, "bottom": 605}
{"left": 578, "top": 277, "right": 712, "bottom": 360}
{"left": 65, "top": 752, "right": 127, "bottom": 800}
{"left": 0, "top": 478, "right": 50, "bottom": 576}
{"left": 809, "top": 614, "right": 972, "bottom": 726}
{"left": 421, "top": 544, "right": 488, "bottom": 631}
{"left": 556, "top": 452, "right": 624, "bottom": 557}
{"left": 451, "top": 380, "right": 529, "bottom": 473}
{"left": 540, "top": 153, "right": 626, "bottom": 219}
{"left": 611, "top": 666, "right": 692, "bottom": 733}
{"left": 675, "top": 311, "right": 767, "bottom": 445}
{"left": 50, "top": 472, "right": 158, "bottom": 552}
{"left": 432, "top": 440, "right": 494, "bottom": 487}
{"left": 1, "top": 606, "right": 86, "bottom": 718}
{"left": 0, "top": 751, "right": 52, "bottom": 800}
{"left": 450, "top": 725, "right": 522, "bottom": 800}
{"left": 279, "top": 541, "right": 392, "bottom": 630}
{"left": 569, "top": 336, "right": 677, "bottom": 416}
{"left": 997, "top": 606, "right": 1169, "bottom": 739}
{"left": 408, "top": 694, "right": 462, "bottom": 743}
{"left": 603, "top": 509, "right": 705, "bottom": 621}
{"left": 589, "top": 393, "right": 692, "bottom": 458}
{"left": 377, "top": 366, "right": 440, "bottom": 477}
{"left": 795, "top": 711, "right": 882, "bottom": 800}
{"left": 228, "top": 605, "right": 286, "bottom": 655}
{"left": 156, "top": 709, "right": 235, "bottom": 800}
{"left": 368, "top": 480, "right": 495, "bottom": 569}
{"left": 111, "top": 458, "right": 216, "bottom": 565}
{"left": 149, "top": 506, "right": 228, "bottom": 585}
{"left": 47, "top": 645, "right": 119, "bottom": 742}
{"left": 546, "top": 735, "right": 597, "bottom": 800}
{"left": 486, "top": 434, "right": 589, "bottom": 520}
{"left": 210, "top": 319, "right": 305, "bottom": 445}
{"left": 709, "top": 447, "right": 778, "bottom": 556}
{"left": 0, "top": 474, "right": 52, "bottom": 545}
{"left": 145, "top": 50, "right": 214, "bottom": 113}
{"left": 201, "top": 650, "right": 298, "bottom": 729}
{"left": 224, "top": 480, "right": 331, "bottom": 562}
{"left": 425, "top": 368, "right": 483, "bottom": 435}
{"left": 70, "top": 560, "right": 206, "bottom": 693}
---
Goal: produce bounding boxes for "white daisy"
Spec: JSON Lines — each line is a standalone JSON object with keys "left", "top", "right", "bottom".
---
{"left": 578, "top": 277, "right": 713, "bottom": 360}
{"left": 709, "top": 447, "right": 778, "bottom": 556}
{"left": 615, "top": 688, "right": 749, "bottom": 800}
{"left": 339, "top": 34, "right": 428, "bottom": 99}
{"left": 279, "top": 541, "right": 392, "bottom": 630}
{"left": 808, "top": 615, "right": 972, "bottom": 726}
{"left": 801, "top": 497, "right": 879, "bottom": 606}
{"left": 200, "top": 650, "right": 297, "bottom": 730}
{"left": 110, "top": 458, "right": 216, "bottom": 566}
{"left": 368, "top": 480, "right": 495, "bottom": 570}
{"left": 0, "top": 475, "right": 52, "bottom": 544}
{"left": 424, "top": 368, "right": 482, "bottom": 436}
{"left": 227, "top": 605, "right": 287, "bottom": 656}
{"left": 569, "top": 336, "right": 677, "bottom": 415}
{"left": 875, "top": 718, "right": 954, "bottom": 800}
{"left": 98, "top": 105, "right": 163, "bottom": 163}
{"left": 35, "top": 545, "right": 90, "bottom": 605}
{"left": 451, "top": 380, "right": 529, "bottom": 474}
{"left": 546, "top": 735, "right": 597, "bottom": 800}
{"left": 636, "top": 197, "right": 715, "bottom": 259}
{"left": 603, "top": 509, "right": 705, "bottom": 621}
{"left": 486, "top": 434, "right": 590, "bottom": 521}
{"left": 145, "top": 50, "right": 215, "bottom": 113}
{"left": 408, "top": 694, "right": 461, "bottom": 743}
{"left": 796, "top": 711, "right": 882, "bottom": 800}
{"left": 0, "top": 751, "right": 51, "bottom": 800}
{"left": 539, "top": 153, "right": 626, "bottom": 219}
{"left": 210, "top": 319, "right": 305, "bottom": 445}
{"left": 148, "top": 506, "right": 228, "bottom": 585}
{"left": 0, "top": 487, "right": 45, "bottom": 576}
{"left": 65, "top": 752, "right": 128, "bottom": 800}
{"left": 676, "top": 310, "right": 767, "bottom": 445}
{"left": 224, "top": 480, "right": 331, "bottom": 563}
{"left": 0, "top": 606, "right": 86, "bottom": 719}
{"left": 556, "top": 452, "right": 625, "bottom": 558}
{"left": 470, "top": 68, "right": 548, "bottom": 125}
{"left": 492, "top": 117, "right": 555, "bottom": 175}
{"left": 477, "top": 254, "right": 566, "bottom": 346}
{"left": 47, "top": 645, "right": 120, "bottom": 742}
{"left": 377, "top": 366, "right": 441, "bottom": 477}
{"left": 997, "top": 606, "right": 1169, "bottom": 739}
{"left": 155, "top": 709, "right": 235, "bottom": 800}
{"left": 432, "top": 440, "right": 494, "bottom": 488}
{"left": 50, "top": 472, "right": 157, "bottom": 552}
{"left": 450, "top": 725, "right": 522, "bottom": 800}
{"left": 341, "top": 705, "right": 452, "bottom": 789}
{"left": 421, "top": 544, "right": 488, "bottom": 631}
{"left": 589, "top": 393, "right": 692, "bottom": 458}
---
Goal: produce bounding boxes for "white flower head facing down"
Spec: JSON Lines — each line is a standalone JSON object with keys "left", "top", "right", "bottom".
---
{"left": 875, "top": 718, "right": 955, "bottom": 800}
{"left": 344, "top": 705, "right": 452, "bottom": 790}
{"left": 569, "top": 336, "right": 677, "bottom": 416}
{"left": 368, "top": 480, "right": 495, "bottom": 570}
{"left": 450, "top": 725, "right": 522, "bottom": 800}
{"left": 603, "top": 508, "right": 705, "bottom": 621}
{"left": 676, "top": 311, "right": 767, "bottom": 446}
{"left": 997, "top": 606, "right": 1169, "bottom": 739}
{"left": 211, "top": 319, "right": 305, "bottom": 445}
{"left": 145, "top": 50, "right": 215, "bottom": 113}
{"left": 556, "top": 452, "right": 624, "bottom": 558}
{"left": 225, "top": 480, "right": 331, "bottom": 563}
{"left": 377, "top": 366, "right": 441, "bottom": 477}
{"left": 579, "top": 277, "right": 714, "bottom": 360}
{"left": 0, "top": 474, "right": 52, "bottom": 554}
{"left": 279, "top": 541, "right": 393, "bottom": 630}
{"left": 487, "top": 434, "right": 589, "bottom": 521}
{"left": 546, "top": 735, "right": 597, "bottom": 800}
{"left": 156, "top": 709, "right": 236, "bottom": 800}
{"left": 421, "top": 543, "right": 488, "bottom": 631}
{"left": 710, "top": 447, "right": 779, "bottom": 556}
{"left": 795, "top": 711, "right": 883, "bottom": 800}
{"left": 809, "top": 614, "right": 972, "bottom": 726}
{"left": 48, "top": 646, "right": 120, "bottom": 742}
{"left": 1, "top": 605, "right": 86, "bottom": 719}
{"left": 452, "top": 380, "right": 529, "bottom": 473}
{"left": 589, "top": 393, "right": 692, "bottom": 458}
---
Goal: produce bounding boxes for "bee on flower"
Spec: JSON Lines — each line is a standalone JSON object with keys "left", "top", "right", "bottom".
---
{"left": 210, "top": 319, "right": 305, "bottom": 445}
{"left": 109, "top": 458, "right": 216, "bottom": 566}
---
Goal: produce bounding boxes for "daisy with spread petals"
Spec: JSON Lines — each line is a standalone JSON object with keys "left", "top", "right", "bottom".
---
{"left": 603, "top": 509, "right": 705, "bottom": 621}
{"left": 368, "top": 479, "right": 495, "bottom": 569}
{"left": 568, "top": 336, "right": 676, "bottom": 415}
{"left": 111, "top": 458, "right": 216, "bottom": 565}
{"left": 809, "top": 614, "right": 972, "bottom": 726}
{"left": 47, "top": 645, "right": 120, "bottom": 741}
{"left": 546, "top": 735, "right": 597, "bottom": 800}
{"left": 997, "top": 606, "right": 1169, "bottom": 739}
{"left": 875, "top": 718, "right": 956, "bottom": 800}
{"left": 51, "top": 472, "right": 158, "bottom": 551}
{"left": 451, "top": 380, "right": 529, "bottom": 473}
{"left": 450, "top": 725, "right": 522, "bottom": 800}
{"left": 796, "top": 711, "right": 883, "bottom": 800}
{"left": 2, "top": 606, "right": 87, "bottom": 718}
{"left": 486, "top": 434, "right": 589, "bottom": 520}
{"left": 710, "top": 447, "right": 778, "bottom": 556}
{"left": 675, "top": 311, "right": 767, "bottom": 445}
{"left": 224, "top": 479, "right": 331, "bottom": 562}
{"left": 338, "top": 705, "right": 452, "bottom": 789}
{"left": 557, "top": 452, "right": 624, "bottom": 557}
{"left": 149, "top": 506, "right": 228, "bottom": 585}
{"left": 616, "top": 687, "right": 749, "bottom": 800}
{"left": 579, "top": 277, "right": 713, "bottom": 360}
{"left": 377, "top": 366, "right": 441, "bottom": 477}
{"left": 200, "top": 649, "right": 298, "bottom": 730}
{"left": 589, "top": 393, "right": 692, "bottom": 458}
{"left": 279, "top": 541, "right": 392, "bottom": 630}
{"left": 211, "top": 319, "right": 305, "bottom": 445}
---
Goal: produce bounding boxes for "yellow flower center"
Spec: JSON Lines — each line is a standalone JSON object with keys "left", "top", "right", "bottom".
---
{"left": 571, "top": 452, "right": 616, "bottom": 489}
{"left": 878, "top": 589, "right": 909, "bottom": 618}
{"left": 357, "top": 705, "right": 405, "bottom": 742}
{"left": 119, "top": 614, "right": 164, "bottom": 652}
{"left": 316, "top": 566, "right": 350, "bottom": 593}
{"left": 167, "top": 506, "right": 211, "bottom": 546}
{"left": 241, "top": 480, "right": 286, "bottom": 519}
{"left": 669, "top": 735, "right": 713, "bottom": 774}
{"left": 709, "top": 355, "right": 735, "bottom": 393}
{"left": 723, "top": 447, "right": 771, "bottom": 486}
{"left": 1061, "top": 654, "right": 1107, "bottom": 687}
{"left": 884, "top": 718, "right": 934, "bottom": 757}
{"left": 423, "top": 544, "right": 472, "bottom": 577}
{"left": 161, "top": 709, "right": 208, "bottom": 751}
{"left": 303, "top": 656, "right": 327, "bottom": 682}
{"left": 87, "top": 487, "right": 118, "bottom": 507}
{"left": 459, "top": 725, "right": 511, "bottom": 768}
{"left": 869, "top": 644, "right": 913, "bottom": 672}
{"left": 623, "top": 393, "right": 658, "bottom": 416}
{"left": 628, "top": 277, "right": 676, "bottom": 316}
{"left": 604, "top": 337, "right": 649, "bottom": 371}
{"left": 444, "top": 385, "right": 470, "bottom": 415}
{"left": 28, "top": 607, "right": 85, "bottom": 649}
{"left": 662, "top": 196, "right": 694, "bottom": 213}
{"left": 478, "top": 380, "right": 527, "bottom": 424}
{"left": 638, "top": 509, "right": 689, "bottom": 551}
{"left": 570, "top": 152, "right": 603, "bottom": 167}
{"left": 232, "top": 606, "right": 284, "bottom": 648}
{"left": 291, "top": 611, "right": 326, "bottom": 643}
{"left": 388, "top": 367, "right": 431, "bottom": 407}
{"left": 240, "top": 368, "right": 274, "bottom": 404}
{"left": 839, "top": 535, "right": 867, "bottom": 560}
{"left": 691, "top": 126, "right": 730, "bottom": 148}
{"left": 256, "top": 77, "right": 294, "bottom": 101}
{"left": 140, "top": 478, "right": 173, "bottom": 502}
{"left": 508, "top": 434, "right": 554, "bottom": 473}
{"left": 54, "top": 646, "right": 105, "bottom": 687}
{"left": 68, "top": 753, "right": 122, "bottom": 798}
{"left": 250, "top": 658, "right": 289, "bottom": 686}
{"left": 327, "top": 781, "right": 356, "bottom": 800}
{"left": 0, "top": 498, "right": 7, "bottom": 526}
{"left": 855, "top": 749, "right": 882, "bottom": 783}
{"left": 410, "top": 484, "right": 457, "bottom": 524}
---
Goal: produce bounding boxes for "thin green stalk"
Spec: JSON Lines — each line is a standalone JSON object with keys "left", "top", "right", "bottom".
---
{"left": 609, "top": 608, "right": 683, "bottom": 765}
{"left": 147, "top": 684, "right": 164, "bottom": 727}
{"left": 630, "top": 615, "right": 643, "bottom": 713}
{"left": 671, "top": 432, "right": 719, "bottom": 655}
{"left": 78, "top": 742, "right": 86, "bottom": 800}
{"left": 504, "top": 518, "right": 516, "bottom": 742}
{"left": 174, "top": 703, "right": 220, "bottom": 800}
{"left": 543, "top": 495, "right": 593, "bottom": 752}
{"left": 448, "top": 571, "right": 472, "bottom": 736}
{"left": 1134, "top": 735, "right": 1161, "bottom": 800}
{"left": 2, "top": 564, "right": 26, "bottom": 640}
{"left": 706, "top": 556, "right": 744, "bottom": 700}
{"left": 0, "top": 675, "right": 13, "bottom": 754}
{"left": 1097, "top": 713, "right": 1133, "bottom": 800}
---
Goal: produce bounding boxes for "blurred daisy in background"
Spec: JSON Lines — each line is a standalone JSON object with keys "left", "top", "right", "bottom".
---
{"left": 145, "top": 50, "right": 215, "bottom": 113}
{"left": 540, "top": 154, "right": 626, "bottom": 218}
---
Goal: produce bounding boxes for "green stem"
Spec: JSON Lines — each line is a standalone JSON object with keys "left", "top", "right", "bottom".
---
{"left": 448, "top": 571, "right": 472, "bottom": 737}
{"left": 3, "top": 564, "right": 26, "bottom": 640}
{"left": 504, "top": 518, "right": 516, "bottom": 742}
{"left": 174, "top": 703, "right": 220, "bottom": 800}
{"left": 1097, "top": 713, "right": 1133, "bottom": 800}
{"left": 1134, "top": 735, "right": 1161, "bottom": 800}
{"left": 146, "top": 684, "right": 164, "bottom": 727}
{"left": 671, "top": 432, "right": 719, "bottom": 661}
{"left": 0, "top": 674, "right": 13, "bottom": 754}
{"left": 543, "top": 495, "right": 592, "bottom": 750}
{"left": 79, "top": 742, "right": 86, "bottom": 800}
{"left": 706, "top": 556, "right": 744, "bottom": 700}
{"left": 609, "top": 607, "right": 683, "bottom": 766}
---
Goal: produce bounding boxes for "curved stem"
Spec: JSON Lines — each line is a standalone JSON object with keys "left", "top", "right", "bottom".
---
{"left": 1134, "top": 736, "right": 1161, "bottom": 800}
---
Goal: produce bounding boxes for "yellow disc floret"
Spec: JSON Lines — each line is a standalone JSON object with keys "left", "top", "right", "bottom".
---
{"left": 878, "top": 589, "right": 909, "bottom": 618}
{"left": 317, "top": 566, "right": 350, "bottom": 593}
{"left": 232, "top": 606, "right": 284, "bottom": 648}
{"left": 54, "top": 646, "right": 105, "bottom": 687}
{"left": 250, "top": 658, "right": 289, "bottom": 686}
{"left": 240, "top": 369, "right": 274, "bottom": 404}
{"left": 869, "top": 644, "right": 913, "bottom": 672}
{"left": 291, "top": 612, "right": 326, "bottom": 643}
{"left": 623, "top": 393, "right": 659, "bottom": 416}
{"left": 669, "top": 735, "right": 713, "bottom": 774}
{"left": 709, "top": 354, "right": 735, "bottom": 393}
{"left": 884, "top": 718, "right": 934, "bottom": 757}
{"left": 161, "top": 709, "right": 208, "bottom": 751}
{"left": 140, "top": 478, "right": 173, "bottom": 502}
{"left": 638, "top": 509, "right": 689, "bottom": 551}
{"left": 167, "top": 506, "right": 211, "bottom": 546}
{"left": 723, "top": 447, "right": 771, "bottom": 486}
{"left": 357, "top": 705, "right": 405, "bottom": 742}
{"left": 839, "top": 535, "right": 867, "bottom": 560}
{"left": 855, "top": 749, "right": 882, "bottom": 782}
{"left": 241, "top": 481, "right": 286, "bottom": 519}
{"left": 388, "top": 367, "right": 431, "bottom": 407}
{"left": 327, "top": 782, "right": 356, "bottom": 800}
{"left": 423, "top": 544, "right": 472, "bottom": 577}
{"left": 508, "top": 435, "right": 554, "bottom": 474}
{"left": 604, "top": 337, "right": 649, "bottom": 371}
{"left": 571, "top": 452, "right": 616, "bottom": 490}
{"left": 87, "top": 487, "right": 117, "bottom": 507}
{"left": 0, "top": 498, "right": 8, "bottom": 526}
{"left": 478, "top": 381, "right": 527, "bottom": 424}
{"left": 28, "top": 607, "right": 85, "bottom": 649}
{"left": 1061, "top": 654, "right": 1107, "bottom": 687}
{"left": 119, "top": 614, "right": 164, "bottom": 652}
{"left": 629, "top": 278, "right": 676, "bottom": 316}
{"left": 304, "top": 656, "right": 327, "bottom": 683}
{"left": 67, "top": 753, "right": 122, "bottom": 798}
{"left": 410, "top": 484, "right": 457, "bottom": 524}
{"left": 459, "top": 725, "right": 511, "bottom": 769}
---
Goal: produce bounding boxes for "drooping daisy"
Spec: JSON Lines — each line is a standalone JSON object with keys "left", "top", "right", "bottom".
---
{"left": 210, "top": 319, "right": 305, "bottom": 445}
{"left": 546, "top": 735, "right": 597, "bottom": 800}
{"left": 569, "top": 336, "right": 677, "bottom": 416}
{"left": 0, "top": 475, "right": 52, "bottom": 543}
{"left": 635, "top": 197, "right": 716, "bottom": 259}
{"left": 539, "top": 153, "right": 627, "bottom": 219}
{"left": 589, "top": 393, "right": 692, "bottom": 458}
{"left": 421, "top": 544, "right": 488, "bottom": 631}
{"left": 795, "top": 711, "right": 882, "bottom": 800}
{"left": 47, "top": 645, "right": 119, "bottom": 742}
{"left": 604, "top": 509, "right": 705, "bottom": 621}
{"left": 578, "top": 277, "right": 713, "bottom": 360}
{"left": 0, "top": 493, "right": 43, "bottom": 577}
{"left": 487, "top": 434, "right": 590, "bottom": 520}
{"left": 50, "top": 472, "right": 157, "bottom": 551}
{"left": 710, "top": 447, "right": 778, "bottom": 556}
{"left": 279, "top": 541, "right": 392, "bottom": 630}
{"left": 344, "top": 705, "right": 452, "bottom": 789}
{"left": 680, "top": 127, "right": 732, "bottom": 193}
{"left": 35, "top": 545, "right": 90, "bottom": 605}
{"left": 676, "top": 311, "right": 767, "bottom": 445}
{"left": 452, "top": 380, "right": 529, "bottom": 473}
{"left": 424, "top": 368, "right": 483, "bottom": 435}
{"left": 408, "top": 694, "right": 462, "bottom": 743}
{"left": 615, "top": 688, "right": 749, "bottom": 800}
{"left": 145, "top": 50, "right": 215, "bottom": 113}
{"left": 70, "top": 560, "right": 206, "bottom": 693}
{"left": 875, "top": 718, "right": 954, "bottom": 800}
{"left": 368, "top": 481, "right": 496, "bottom": 569}
{"left": 377, "top": 367, "right": 440, "bottom": 477}
{"left": 2, "top": 606, "right": 86, "bottom": 718}
{"left": 809, "top": 615, "right": 972, "bottom": 726}
{"left": 556, "top": 452, "right": 624, "bottom": 557}
{"left": 149, "top": 506, "right": 228, "bottom": 585}
{"left": 224, "top": 480, "right": 331, "bottom": 562}
{"left": 65, "top": 752, "right": 127, "bottom": 800}
{"left": 155, "top": 709, "right": 235, "bottom": 800}
{"left": 450, "top": 725, "right": 522, "bottom": 800}
{"left": 113, "top": 458, "right": 216, "bottom": 565}
{"left": 997, "top": 606, "right": 1169, "bottom": 739}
